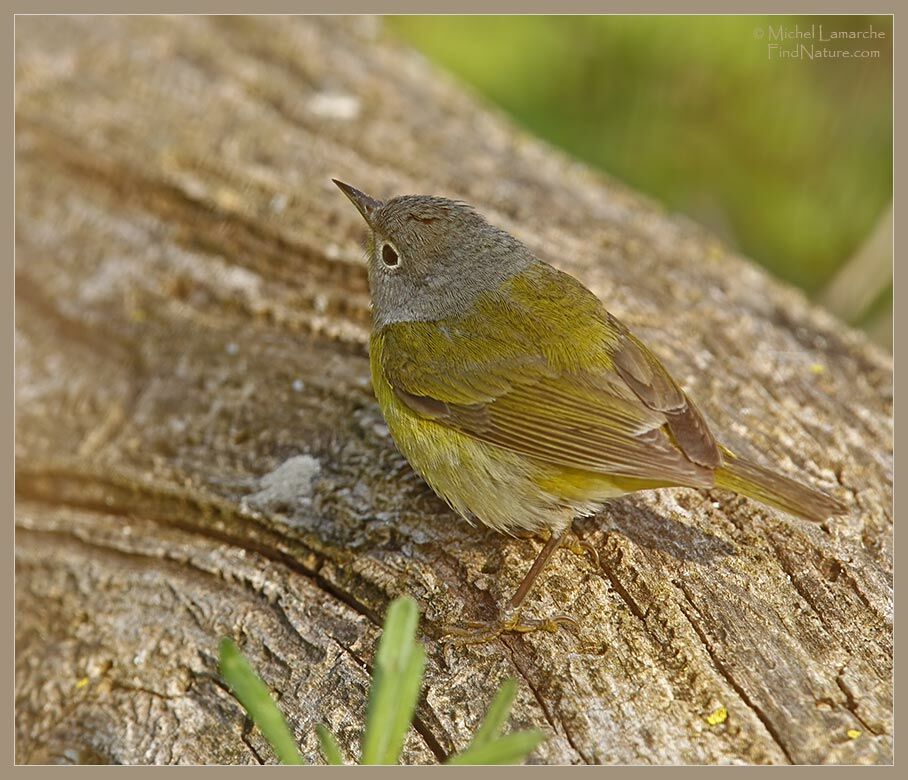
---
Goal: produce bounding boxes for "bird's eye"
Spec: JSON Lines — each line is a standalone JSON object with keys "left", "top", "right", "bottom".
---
{"left": 381, "top": 243, "right": 400, "bottom": 268}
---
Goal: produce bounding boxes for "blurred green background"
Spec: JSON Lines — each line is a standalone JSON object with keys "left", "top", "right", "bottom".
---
{"left": 388, "top": 15, "right": 892, "bottom": 349}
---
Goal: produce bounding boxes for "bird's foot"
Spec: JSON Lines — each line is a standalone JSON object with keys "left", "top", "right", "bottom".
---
{"left": 442, "top": 608, "right": 579, "bottom": 645}
{"left": 562, "top": 534, "right": 600, "bottom": 570}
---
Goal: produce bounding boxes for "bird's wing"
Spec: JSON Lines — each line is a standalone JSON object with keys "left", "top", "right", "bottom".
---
{"left": 609, "top": 323, "right": 720, "bottom": 469}
{"left": 378, "top": 288, "right": 719, "bottom": 487}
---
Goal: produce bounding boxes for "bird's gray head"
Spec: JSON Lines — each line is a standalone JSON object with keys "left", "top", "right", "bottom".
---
{"left": 333, "top": 180, "right": 536, "bottom": 328}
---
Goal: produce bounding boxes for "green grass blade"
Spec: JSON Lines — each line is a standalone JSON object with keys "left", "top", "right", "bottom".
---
{"left": 447, "top": 730, "right": 546, "bottom": 765}
{"left": 316, "top": 724, "right": 346, "bottom": 765}
{"left": 218, "top": 638, "right": 304, "bottom": 765}
{"left": 381, "top": 643, "right": 426, "bottom": 763}
{"left": 360, "top": 596, "right": 423, "bottom": 764}
{"left": 466, "top": 678, "right": 518, "bottom": 750}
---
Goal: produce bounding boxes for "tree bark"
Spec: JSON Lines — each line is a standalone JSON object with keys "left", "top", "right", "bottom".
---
{"left": 15, "top": 15, "right": 892, "bottom": 765}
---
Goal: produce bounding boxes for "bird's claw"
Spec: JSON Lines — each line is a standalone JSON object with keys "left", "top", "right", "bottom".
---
{"left": 563, "top": 537, "right": 600, "bottom": 569}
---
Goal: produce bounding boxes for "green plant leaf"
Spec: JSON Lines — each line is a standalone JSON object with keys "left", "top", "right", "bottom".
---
{"left": 466, "top": 678, "right": 518, "bottom": 750}
{"left": 219, "top": 601, "right": 544, "bottom": 766}
{"left": 447, "top": 730, "right": 546, "bottom": 765}
{"left": 316, "top": 723, "right": 346, "bottom": 765}
{"left": 218, "top": 637, "right": 304, "bottom": 765}
{"left": 381, "top": 642, "right": 426, "bottom": 763}
{"left": 360, "top": 596, "right": 425, "bottom": 764}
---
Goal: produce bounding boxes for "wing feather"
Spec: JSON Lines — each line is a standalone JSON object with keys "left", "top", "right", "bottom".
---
{"left": 611, "top": 322, "right": 720, "bottom": 467}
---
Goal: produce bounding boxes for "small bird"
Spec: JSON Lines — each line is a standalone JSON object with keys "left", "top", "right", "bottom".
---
{"left": 333, "top": 179, "right": 846, "bottom": 636}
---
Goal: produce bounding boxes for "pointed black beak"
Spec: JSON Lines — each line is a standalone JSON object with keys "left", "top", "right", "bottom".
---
{"left": 332, "top": 179, "right": 383, "bottom": 227}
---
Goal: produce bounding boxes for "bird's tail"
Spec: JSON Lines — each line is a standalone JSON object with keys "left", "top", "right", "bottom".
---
{"left": 713, "top": 451, "right": 847, "bottom": 522}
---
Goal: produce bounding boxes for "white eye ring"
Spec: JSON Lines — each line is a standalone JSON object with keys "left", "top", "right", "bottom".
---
{"left": 381, "top": 242, "right": 400, "bottom": 268}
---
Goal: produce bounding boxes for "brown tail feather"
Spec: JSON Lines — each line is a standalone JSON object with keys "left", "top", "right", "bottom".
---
{"left": 714, "top": 452, "right": 847, "bottom": 522}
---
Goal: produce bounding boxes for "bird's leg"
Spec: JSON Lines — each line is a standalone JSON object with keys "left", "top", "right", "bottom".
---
{"left": 444, "top": 531, "right": 579, "bottom": 644}
{"left": 507, "top": 529, "right": 566, "bottom": 611}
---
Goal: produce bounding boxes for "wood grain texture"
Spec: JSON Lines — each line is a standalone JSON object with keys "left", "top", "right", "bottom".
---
{"left": 15, "top": 15, "right": 892, "bottom": 765}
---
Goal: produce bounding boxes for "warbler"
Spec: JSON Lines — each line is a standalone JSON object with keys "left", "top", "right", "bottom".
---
{"left": 333, "top": 179, "right": 846, "bottom": 635}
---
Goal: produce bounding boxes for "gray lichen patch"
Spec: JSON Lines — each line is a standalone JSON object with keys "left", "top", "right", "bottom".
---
{"left": 242, "top": 455, "right": 321, "bottom": 518}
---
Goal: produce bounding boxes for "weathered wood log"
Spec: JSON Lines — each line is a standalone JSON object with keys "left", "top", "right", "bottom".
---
{"left": 15, "top": 15, "right": 892, "bottom": 765}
